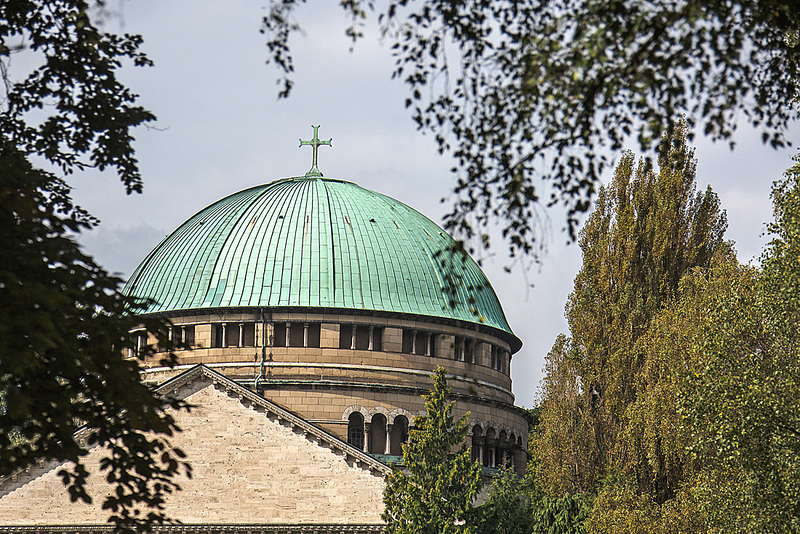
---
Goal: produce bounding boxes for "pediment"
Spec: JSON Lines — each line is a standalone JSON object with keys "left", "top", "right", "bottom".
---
{"left": 0, "top": 365, "right": 389, "bottom": 525}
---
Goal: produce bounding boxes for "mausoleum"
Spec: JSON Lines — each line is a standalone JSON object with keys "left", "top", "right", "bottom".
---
{"left": 0, "top": 127, "right": 529, "bottom": 531}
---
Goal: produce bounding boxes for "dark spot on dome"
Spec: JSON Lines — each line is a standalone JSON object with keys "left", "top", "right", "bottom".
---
{"left": 369, "top": 218, "right": 376, "bottom": 223}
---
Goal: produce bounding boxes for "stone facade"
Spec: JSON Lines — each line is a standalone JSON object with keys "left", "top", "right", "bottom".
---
{"left": 0, "top": 176, "right": 533, "bottom": 530}
{"left": 0, "top": 367, "right": 388, "bottom": 526}
{"left": 133, "top": 310, "right": 530, "bottom": 474}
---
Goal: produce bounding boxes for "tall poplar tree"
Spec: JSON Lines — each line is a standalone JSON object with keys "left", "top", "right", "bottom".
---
{"left": 534, "top": 122, "right": 727, "bottom": 497}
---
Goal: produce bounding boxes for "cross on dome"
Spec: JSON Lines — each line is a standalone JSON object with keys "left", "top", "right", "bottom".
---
{"left": 299, "top": 125, "right": 332, "bottom": 178}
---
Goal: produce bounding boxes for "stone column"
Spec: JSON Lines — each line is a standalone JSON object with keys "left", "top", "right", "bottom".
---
{"left": 238, "top": 323, "right": 244, "bottom": 347}
{"left": 368, "top": 325, "right": 374, "bottom": 351}
{"left": 221, "top": 323, "right": 227, "bottom": 348}
{"left": 385, "top": 423, "right": 393, "bottom": 455}
{"left": 303, "top": 323, "right": 309, "bottom": 348}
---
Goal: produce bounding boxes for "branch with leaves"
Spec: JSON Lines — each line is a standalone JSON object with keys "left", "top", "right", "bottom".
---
{"left": 263, "top": 0, "right": 799, "bottom": 260}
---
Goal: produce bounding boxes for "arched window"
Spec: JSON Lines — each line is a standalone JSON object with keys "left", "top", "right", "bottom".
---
{"left": 348, "top": 412, "right": 364, "bottom": 451}
{"left": 484, "top": 428, "right": 497, "bottom": 467}
{"left": 390, "top": 415, "right": 409, "bottom": 456}
{"left": 498, "top": 430, "right": 508, "bottom": 467}
{"left": 471, "top": 425, "right": 483, "bottom": 463}
{"left": 369, "top": 413, "right": 387, "bottom": 454}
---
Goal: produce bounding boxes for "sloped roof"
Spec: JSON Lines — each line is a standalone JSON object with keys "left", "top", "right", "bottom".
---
{"left": 123, "top": 177, "right": 516, "bottom": 338}
{"left": 156, "top": 365, "right": 391, "bottom": 476}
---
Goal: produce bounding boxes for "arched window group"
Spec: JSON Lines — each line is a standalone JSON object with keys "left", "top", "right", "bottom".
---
{"left": 346, "top": 411, "right": 409, "bottom": 457}
{"left": 471, "top": 424, "right": 520, "bottom": 470}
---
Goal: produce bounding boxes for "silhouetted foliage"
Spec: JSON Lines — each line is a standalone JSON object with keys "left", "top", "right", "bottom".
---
{"left": 262, "top": 0, "right": 799, "bottom": 258}
{"left": 0, "top": 2, "right": 187, "bottom": 531}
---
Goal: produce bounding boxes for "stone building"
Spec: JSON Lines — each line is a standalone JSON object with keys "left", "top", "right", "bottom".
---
{"left": 0, "top": 134, "right": 529, "bottom": 531}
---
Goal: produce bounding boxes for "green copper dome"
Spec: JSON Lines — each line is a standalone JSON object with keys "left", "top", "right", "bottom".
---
{"left": 124, "top": 177, "right": 517, "bottom": 340}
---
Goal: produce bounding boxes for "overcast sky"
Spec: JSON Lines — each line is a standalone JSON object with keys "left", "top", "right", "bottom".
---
{"left": 68, "top": 1, "right": 799, "bottom": 408}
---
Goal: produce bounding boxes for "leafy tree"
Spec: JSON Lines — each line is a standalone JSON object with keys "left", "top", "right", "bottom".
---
{"left": 382, "top": 366, "right": 482, "bottom": 534}
{"left": 531, "top": 335, "right": 596, "bottom": 496}
{"left": 1, "top": 2, "right": 187, "bottom": 531}
{"left": 576, "top": 252, "right": 741, "bottom": 533}
{"left": 262, "top": 0, "right": 799, "bottom": 256}
{"left": 533, "top": 492, "right": 591, "bottom": 534}
{"left": 538, "top": 142, "right": 800, "bottom": 533}
{"left": 535, "top": 123, "right": 727, "bottom": 499}
{"left": 679, "top": 153, "right": 800, "bottom": 533}
{"left": 474, "top": 469, "right": 535, "bottom": 534}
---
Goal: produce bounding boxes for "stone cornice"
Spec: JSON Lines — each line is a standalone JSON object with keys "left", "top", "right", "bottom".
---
{"left": 143, "top": 361, "right": 515, "bottom": 398}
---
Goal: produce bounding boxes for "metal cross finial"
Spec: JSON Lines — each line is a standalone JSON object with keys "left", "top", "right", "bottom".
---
{"left": 299, "top": 125, "right": 332, "bottom": 178}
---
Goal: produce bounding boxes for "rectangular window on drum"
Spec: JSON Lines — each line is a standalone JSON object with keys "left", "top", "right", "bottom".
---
{"left": 171, "top": 325, "right": 182, "bottom": 345}
{"left": 307, "top": 323, "right": 321, "bottom": 348}
{"left": 273, "top": 323, "right": 286, "bottom": 347}
{"left": 402, "top": 329, "right": 414, "bottom": 354}
{"left": 355, "top": 325, "right": 370, "bottom": 350}
{"left": 211, "top": 324, "right": 224, "bottom": 348}
{"left": 454, "top": 337, "right": 465, "bottom": 361}
{"left": 372, "top": 327, "right": 383, "bottom": 352}
{"left": 241, "top": 323, "right": 255, "bottom": 347}
{"left": 184, "top": 325, "right": 195, "bottom": 347}
{"left": 226, "top": 325, "right": 240, "bottom": 348}
{"left": 465, "top": 339, "right": 475, "bottom": 363}
{"left": 289, "top": 322, "right": 305, "bottom": 347}
{"left": 339, "top": 324, "right": 353, "bottom": 349}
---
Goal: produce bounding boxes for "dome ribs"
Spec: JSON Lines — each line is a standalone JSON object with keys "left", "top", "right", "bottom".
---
{"left": 122, "top": 177, "right": 514, "bottom": 340}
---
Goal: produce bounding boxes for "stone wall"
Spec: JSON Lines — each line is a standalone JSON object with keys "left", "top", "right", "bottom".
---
{"left": 0, "top": 378, "right": 386, "bottom": 526}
